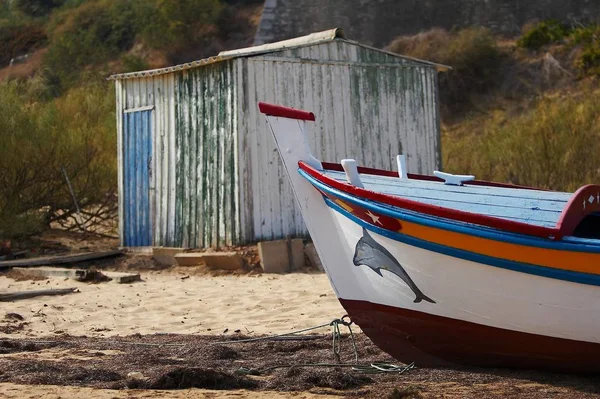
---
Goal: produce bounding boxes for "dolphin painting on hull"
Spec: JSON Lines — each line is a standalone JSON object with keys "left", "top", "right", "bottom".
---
{"left": 353, "top": 228, "right": 435, "bottom": 304}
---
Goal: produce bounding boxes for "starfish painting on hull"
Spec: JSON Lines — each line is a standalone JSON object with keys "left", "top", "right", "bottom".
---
{"left": 259, "top": 101, "right": 600, "bottom": 374}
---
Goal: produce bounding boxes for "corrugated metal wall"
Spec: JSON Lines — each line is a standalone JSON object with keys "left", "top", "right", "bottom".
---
{"left": 174, "top": 61, "right": 239, "bottom": 248}
{"left": 236, "top": 40, "right": 440, "bottom": 243}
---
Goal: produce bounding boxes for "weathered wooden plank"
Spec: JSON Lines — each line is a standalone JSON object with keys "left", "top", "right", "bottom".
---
{"left": 256, "top": 59, "right": 271, "bottom": 240}
{"left": 153, "top": 77, "right": 162, "bottom": 246}
{"left": 0, "top": 288, "right": 79, "bottom": 302}
{"left": 235, "top": 59, "right": 251, "bottom": 244}
{"left": 167, "top": 73, "right": 177, "bottom": 246}
{"left": 115, "top": 80, "right": 125, "bottom": 246}
{"left": 246, "top": 60, "right": 260, "bottom": 243}
{"left": 189, "top": 69, "right": 198, "bottom": 248}
{"left": 0, "top": 250, "right": 125, "bottom": 269}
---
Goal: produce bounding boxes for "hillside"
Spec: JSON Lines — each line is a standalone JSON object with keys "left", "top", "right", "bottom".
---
{"left": 0, "top": 0, "right": 263, "bottom": 88}
{"left": 385, "top": 22, "right": 600, "bottom": 191}
{"left": 0, "top": 1, "right": 599, "bottom": 240}
{"left": 254, "top": 0, "right": 600, "bottom": 47}
{"left": 0, "top": 0, "right": 263, "bottom": 240}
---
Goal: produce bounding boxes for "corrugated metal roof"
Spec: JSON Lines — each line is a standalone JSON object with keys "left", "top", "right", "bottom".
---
{"left": 109, "top": 28, "right": 449, "bottom": 81}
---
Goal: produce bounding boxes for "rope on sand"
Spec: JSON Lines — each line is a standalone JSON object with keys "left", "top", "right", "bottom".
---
{"left": 218, "top": 315, "right": 416, "bottom": 376}
{"left": 214, "top": 315, "right": 357, "bottom": 362}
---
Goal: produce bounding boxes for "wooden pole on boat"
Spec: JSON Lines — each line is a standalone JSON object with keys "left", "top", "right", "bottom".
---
{"left": 341, "top": 159, "right": 364, "bottom": 188}
{"left": 397, "top": 155, "right": 408, "bottom": 179}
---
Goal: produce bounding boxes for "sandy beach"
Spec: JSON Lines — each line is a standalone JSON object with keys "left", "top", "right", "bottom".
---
{"left": 2, "top": 250, "right": 600, "bottom": 398}
{"left": 0, "top": 267, "right": 347, "bottom": 339}
{"left": 0, "top": 258, "right": 367, "bottom": 398}
{"left": 0, "top": 383, "right": 334, "bottom": 399}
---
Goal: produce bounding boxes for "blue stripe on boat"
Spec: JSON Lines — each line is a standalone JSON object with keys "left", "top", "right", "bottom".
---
{"left": 298, "top": 168, "right": 600, "bottom": 253}
{"left": 325, "top": 197, "right": 600, "bottom": 287}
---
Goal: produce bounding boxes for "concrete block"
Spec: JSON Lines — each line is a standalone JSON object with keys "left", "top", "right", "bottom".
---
{"left": 304, "top": 242, "right": 324, "bottom": 272}
{"left": 152, "top": 247, "right": 186, "bottom": 266}
{"left": 174, "top": 253, "right": 203, "bottom": 266}
{"left": 290, "top": 239, "right": 305, "bottom": 270}
{"left": 258, "top": 238, "right": 304, "bottom": 273}
{"left": 174, "top": 252, "right": 244, "bottom": 270}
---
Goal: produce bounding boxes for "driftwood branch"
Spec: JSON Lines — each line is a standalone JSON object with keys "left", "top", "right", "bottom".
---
{"left": 0, "top": 288, "right": 79, "bottom": 302}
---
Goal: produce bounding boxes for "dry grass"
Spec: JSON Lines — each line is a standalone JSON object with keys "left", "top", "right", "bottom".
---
{"left": 442, "top": 87, "right": 600, "bottom": 191}
{"left": 387, "top": 27, "right": 502, "bottom": 115}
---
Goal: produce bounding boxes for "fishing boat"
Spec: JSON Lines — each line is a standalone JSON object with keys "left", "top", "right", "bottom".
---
{"left": 258, "top": 101, "right": 600, "bottom": 373}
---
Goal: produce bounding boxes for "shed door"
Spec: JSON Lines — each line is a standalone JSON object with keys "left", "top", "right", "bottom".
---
{"left": 123, "top": 110, "right": 153, "bottom": 246}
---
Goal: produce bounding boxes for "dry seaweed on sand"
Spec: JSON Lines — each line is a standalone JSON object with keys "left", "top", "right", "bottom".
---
{"left": 0, "top": 334, "right": 599, "bottom": 397}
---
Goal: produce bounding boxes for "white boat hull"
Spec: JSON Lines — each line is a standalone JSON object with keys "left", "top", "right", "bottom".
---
{"left": 259, "top": 102, "right": 600, "bottom": 372}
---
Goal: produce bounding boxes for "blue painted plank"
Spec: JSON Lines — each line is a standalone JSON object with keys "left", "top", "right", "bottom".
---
{"left": 123, "top": 114, "right": 130, "bottom": 246}
{"left": 123, "top": 110, "right": 153, "bottom": 246}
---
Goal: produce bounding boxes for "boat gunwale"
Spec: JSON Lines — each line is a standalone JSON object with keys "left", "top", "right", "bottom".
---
{"left": 298, "top": 167, "right": 600, "bottom": 253}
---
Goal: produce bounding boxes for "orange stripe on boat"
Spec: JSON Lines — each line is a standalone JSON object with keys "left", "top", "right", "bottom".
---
{"left": 399, "top": 220, "right": 600, "bottom": 275}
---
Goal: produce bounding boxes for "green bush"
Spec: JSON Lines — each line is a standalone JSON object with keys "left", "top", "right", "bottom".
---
{"left": 42, "top": 0, "right": 225, "bottom": 90}
{"left": 388, "top": 27, "right": 502, "bottom": 112}
{"left": 578, "top": 44, "right": 600, "bottom": 76}
{"left": 121, "top": 54, "right": 149, "bottom": 73}
{"left": 136, "top": 0, "right": 222, "bottom": 50}
{"left": 570, "top": 24, "right": 600, "bottom": 45}
{"left": 517, "top": 19, "right": 571, "bottom": 50}
{"left": 133, "top": 0, "right": 223, "bottom": 63}
{"left": 44, "top": 0, "right": 137, "bottom": 91}
{"left": 443, "top": 90, "right": 600, "bottom": 191}
{"left": 569, "top": 24, "right": 600, "bottom": 77}
{"left": 0, "top": 81, "right": 116, "bottom": 239}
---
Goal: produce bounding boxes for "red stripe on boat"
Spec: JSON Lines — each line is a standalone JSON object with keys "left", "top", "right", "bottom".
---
{"left": 258, "top": 102, "right": 316, "bottom": 121}
{"left": 323, "top": 193, "right": 402, "bottom": 232}
{"left": 300, "top": 161, "right": 560, "bottom": 240}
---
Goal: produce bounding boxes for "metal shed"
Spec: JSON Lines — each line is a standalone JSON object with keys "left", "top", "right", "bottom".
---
{"left": 109, "top": 28, "right": 446, "bottom": 248}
